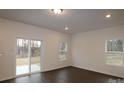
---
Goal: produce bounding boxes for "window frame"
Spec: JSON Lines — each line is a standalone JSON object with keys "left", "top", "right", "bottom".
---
{"left": 105, "top": 39, "right": 124, "bottom": 53}
{"left": 105, "top": 39, "right": 124, "bottom": 66}
{"left": 58, "top": 41, "right": 68, "bottom": 61}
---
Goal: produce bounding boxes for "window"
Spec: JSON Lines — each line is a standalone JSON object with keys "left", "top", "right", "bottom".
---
{"left": 59, "top": 42, "right": 67, "bottom": 61}
{"left": 106, "top": 39, "right": 123, "bottom": 66}
{"left": 106, "top": 40, "right": 123, "bottom": 52}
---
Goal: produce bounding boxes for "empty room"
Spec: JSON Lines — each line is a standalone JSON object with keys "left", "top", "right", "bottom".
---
{"left": 0, "top": 9, "right": 124, "bottom": 83}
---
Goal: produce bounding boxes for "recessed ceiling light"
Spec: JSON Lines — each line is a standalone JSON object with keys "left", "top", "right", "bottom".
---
{"left": 106, "top": 14, "right": 111, "bottom": 18}
{"left": 51, "top": 9, "right": 63, "bottom": 14}
{"left": 65, "top": 27, "right": 69, "bottom": 30}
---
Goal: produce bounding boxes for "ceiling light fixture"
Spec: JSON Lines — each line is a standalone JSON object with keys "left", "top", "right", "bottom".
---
{"left": 51, "top": 9, "right": 63, "bottom": 14}
{"left": 65, "top": 27, "right": 69, "bottom": 30}
{"left": 106, "top": 14, "right": 111, "bottom": 18}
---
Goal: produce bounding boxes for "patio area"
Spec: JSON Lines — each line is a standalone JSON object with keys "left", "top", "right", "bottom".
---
{"left": 16, "top": 64, "right": 40, "bottom": 75}
{"left": 16, "top": 57, "right": 41, "bottom": 75}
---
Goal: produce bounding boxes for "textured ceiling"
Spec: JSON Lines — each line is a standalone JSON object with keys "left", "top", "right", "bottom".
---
{"left": 0, "top": 9, "right": 124, "bottom": 34}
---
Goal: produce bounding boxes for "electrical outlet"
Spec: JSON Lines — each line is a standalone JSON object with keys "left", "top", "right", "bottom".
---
{"left": 0, "top": 54, "right": 2, "bottom": 56}
{"left": 0, "top": 52, "right": 4, "bottom": 56}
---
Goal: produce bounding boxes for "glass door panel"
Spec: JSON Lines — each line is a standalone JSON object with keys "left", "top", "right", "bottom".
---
{"left": 30, "top": 40, "right": 41, "bottom": 73}
{"left": 16, "top": 38, "right": 30, "bottom": 75}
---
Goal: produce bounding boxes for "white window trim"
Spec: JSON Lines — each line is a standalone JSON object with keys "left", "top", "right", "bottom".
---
{"left": 58, "top": 41, "right": 68, "bottom": 61}
{"left": 105, "top": 39, "right": 124, "bottom": 66}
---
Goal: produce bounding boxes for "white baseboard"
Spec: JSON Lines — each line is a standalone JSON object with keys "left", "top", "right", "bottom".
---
{"left": 0, "top": 76, "right": 15, "bottom": 82}
{"left": 0, "top": 65, "right": 70, "bottom": 82}
{"left": 42, "top": 65, "right": 70, "bottom": 72}
{"left": 73, "top": 65, "right": 124, "bottom": 78}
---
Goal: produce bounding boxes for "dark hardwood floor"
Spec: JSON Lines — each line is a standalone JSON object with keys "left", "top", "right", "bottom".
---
{"left": 0, "top": 66, "right": 123, "bottom": 83}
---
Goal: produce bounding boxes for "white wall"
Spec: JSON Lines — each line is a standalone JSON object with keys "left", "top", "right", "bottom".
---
{"left": 0, "top": 18, "right": 72, "bottom": 81}
{"left": 72, "top": 25, "right": 124, "bottom": 78}
{"left": 1, "top": 17, "right": 124, "bottom": 81}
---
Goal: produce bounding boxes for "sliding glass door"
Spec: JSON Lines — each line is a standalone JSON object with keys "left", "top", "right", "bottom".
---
{"left": 16, "top": 38, "right": 41, "bottom": 76}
